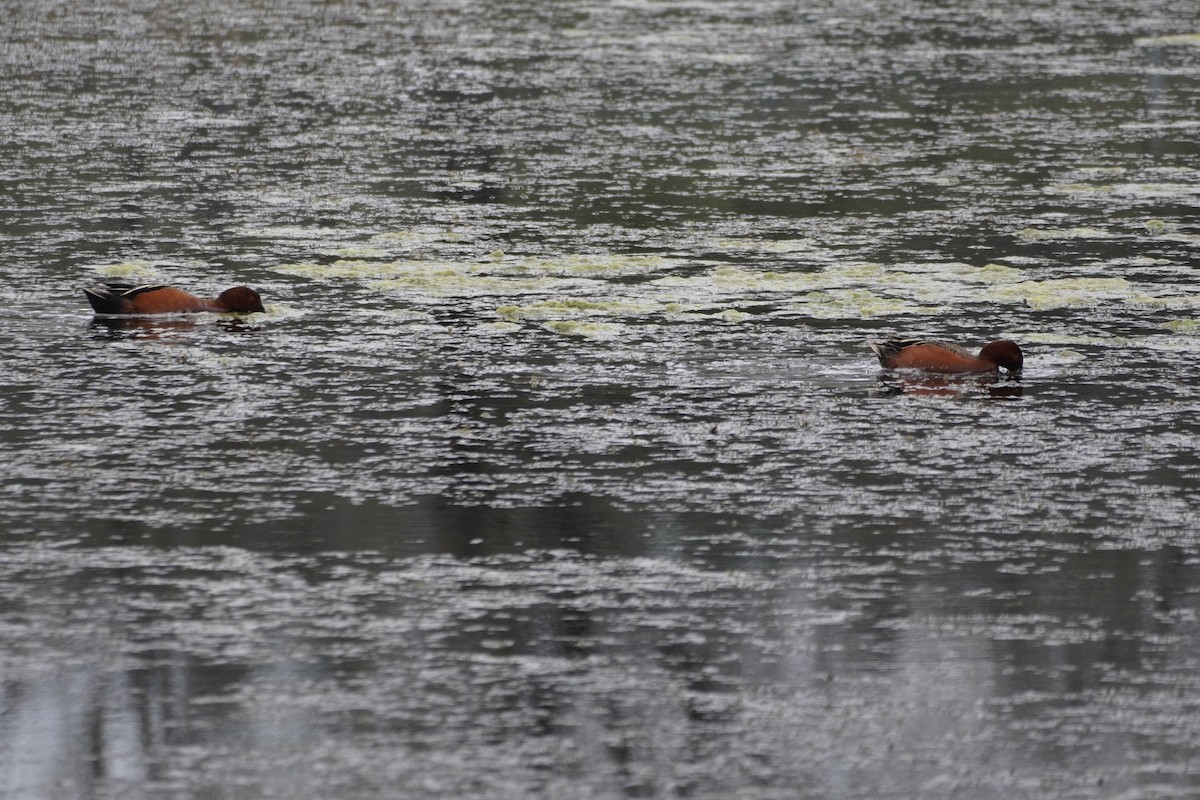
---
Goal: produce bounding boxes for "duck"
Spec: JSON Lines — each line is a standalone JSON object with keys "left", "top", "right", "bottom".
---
{"left": 83, "top": 282, "right": 264, "bottom": 315}
{"left": 868, "top": 336, "right": 1023, "bottom": 374}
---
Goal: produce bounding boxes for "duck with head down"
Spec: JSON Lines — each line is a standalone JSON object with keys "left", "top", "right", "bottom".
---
{"left": 83, "top": 283, "right": 265, "bottom": 315}
{"left": 868, "top": 336, "right": 1023, "bottom": 374}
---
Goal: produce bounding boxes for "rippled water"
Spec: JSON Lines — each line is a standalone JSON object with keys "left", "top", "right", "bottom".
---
{"left": 3, "top": 1, "right": 1200, "bottom": 797}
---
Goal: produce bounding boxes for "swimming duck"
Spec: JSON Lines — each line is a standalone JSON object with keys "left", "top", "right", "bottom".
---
{"left": 83, "top": 283, "right": 264, "bottom": 315}
{"left": 868, "top": 336, "right": 1023, "bottom": 374}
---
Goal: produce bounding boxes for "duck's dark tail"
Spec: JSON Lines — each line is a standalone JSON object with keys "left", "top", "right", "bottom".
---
{"left": 82, "top": 283, "right": 162, "bottom": 314}
{"left": 867, "top": 336, "right": 921, "bottom": 365}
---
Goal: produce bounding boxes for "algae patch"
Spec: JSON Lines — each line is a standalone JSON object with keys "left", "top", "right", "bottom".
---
{"left": 275, "top": 259, "right": 566, "bottom": 297}
{"left": 93, "top": 262, "right": 166, "bottom": 281}
{"left": 1129, "top": 293, "right": 1200, "bottom": 311}
{"left": 1161, "top": 319, "right": 1200, "bottom": 334}
{"left": 541, "top": 321, "right": 623, "bottom": 339}
{"left": 651, "top": 261, "right": 1024, "bottom": 314}
{"left": 333, "top": 247, "right": 391, "bottom": 259}
{"left": 275, "top": 259, "right": 472, "bottom": 280}
{"left": 790, "top": 290, "right": 944, "bottom": 319}
{"left": 652, "top": 265, "right": 826, "bottom": 293}
{"left": 995, "top": 277, "right": 1135, "bottom": 310}
{"left": 891, "top": 262, "right": 1025, "bottom": 284}
{"left": 496, "top": 298, "right": 664, "bottom": 322}
{"left": 1017, "top": 226, "right": 1114, "bottom": 242}
{"left": 1135, "top": 33, "right": 1200, "bottom": 47}
{"left": 274, "top": 253, "right": 681, "bottom": 296}
{"left": 700, "top": 309, "right": 750, "bottom": 323}
{"left": 272, "top": 251, "right": 1150, "bottom": 320}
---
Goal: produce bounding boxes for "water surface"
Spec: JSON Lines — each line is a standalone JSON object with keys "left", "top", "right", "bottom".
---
{"left": 3, "top": 1, "right": 1200, "bottom": 797}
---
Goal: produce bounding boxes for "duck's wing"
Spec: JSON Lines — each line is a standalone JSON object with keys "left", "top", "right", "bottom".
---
{"left": 83, "top": 283, "right": 169, "bottom": 313}
{"left": 869, "top": 336, "right": 974, "bottom": 362}
{"left": 113, "top": 283, "right": 168, "bottom": 298}
{"left": 918, "top": 339, "right": 975, "bottom": 358}
{"left": 868, "top": 336, "right": 928, "bottom": 362}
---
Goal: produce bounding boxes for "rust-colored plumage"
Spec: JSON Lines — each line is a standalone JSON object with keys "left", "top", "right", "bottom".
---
{"left": 868, "top": 336, "right": 1023, "bottom": 374}
{"left": 83, "top": 283, "right": 264, "bottom": 315}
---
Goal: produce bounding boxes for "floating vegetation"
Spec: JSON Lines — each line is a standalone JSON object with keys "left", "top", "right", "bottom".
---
{"left": 275, "top": 259, "right": 476, "bottom": 280}
{"left": 994, "top": 277, "right": 1135, "bottom": 310}
{"left": 1134, "top": 33, "right": 1200, "bottom": 47}
{"left": 92, "top": 262, "right": 166, "bottom": 281}
{"left": 541, "top": 320, "right": 624, "bottom": 339}
{"left": 789, "top": 289, "right": 945, "bottom": 318}
{"left": 1016, "top": 226, "right": 1114, "bottom": 241}
{"left": 1161, "top": 319, "right": 1200, "bottom": 334}
{"left": 495, "top": 298, "right": 664, "bottom": 322}
{"left": 277, "top": 254, "right": 680, "bottom": 279}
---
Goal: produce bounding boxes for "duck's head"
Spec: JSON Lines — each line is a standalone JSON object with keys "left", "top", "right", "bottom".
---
{"left": 980, "top": 339, "right": 1023, "bottom": 373}
{"left": 216, "top": 287, "right": 265, "bottom": 313}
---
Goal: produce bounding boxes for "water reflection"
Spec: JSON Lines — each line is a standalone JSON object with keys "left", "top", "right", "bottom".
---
{"left": 1, "top": 666, "right": 148, "bottom": 799}
{"left": 2, "top": 539, "right": 1199, "bottom": 797}
{"left": 89, "top": 316, "right": 265, "bottom": 337}
{"left": 870, "top": 372, "right": 1024, "bottom": 398}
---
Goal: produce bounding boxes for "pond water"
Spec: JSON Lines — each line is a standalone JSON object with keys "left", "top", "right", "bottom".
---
{"left": 3, "top": 0, "right": 1200, "bottom": 797}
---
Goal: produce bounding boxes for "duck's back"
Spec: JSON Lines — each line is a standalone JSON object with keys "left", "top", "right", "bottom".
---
{"left": 83, "top": 283, "right": 212, "bottom": 314}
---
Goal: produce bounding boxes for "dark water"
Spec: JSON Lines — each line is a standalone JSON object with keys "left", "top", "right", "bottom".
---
{"left": 3, "top": 1, "right": 1200, "bottom": 797}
